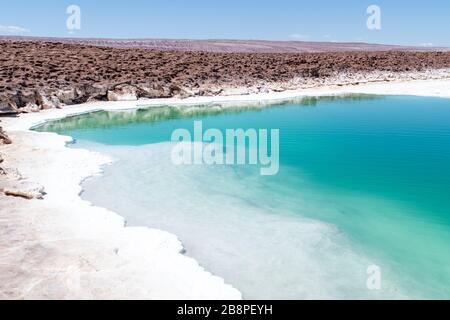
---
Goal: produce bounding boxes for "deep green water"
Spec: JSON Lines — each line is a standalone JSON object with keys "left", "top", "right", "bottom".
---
{"left": 37, "top": 95, "right": 450, "bottom": 299}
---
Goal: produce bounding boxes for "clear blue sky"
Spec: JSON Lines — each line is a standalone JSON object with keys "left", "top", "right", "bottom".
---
{"left": 0, "top": 0, "right": 449, "bottom": 46}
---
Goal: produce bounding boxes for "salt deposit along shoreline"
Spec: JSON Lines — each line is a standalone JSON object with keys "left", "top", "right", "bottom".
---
{"left": 1, "top": 78, "right": 450, "bottom": 300}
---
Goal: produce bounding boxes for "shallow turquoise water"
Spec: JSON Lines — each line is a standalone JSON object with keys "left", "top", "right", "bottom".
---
{"left": 37, "top": 95, "right": 450, "bottom": 299}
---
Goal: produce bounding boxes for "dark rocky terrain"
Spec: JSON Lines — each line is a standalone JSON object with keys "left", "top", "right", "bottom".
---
{"left": 0, "top": 39, "right": 450, "bottom": 115}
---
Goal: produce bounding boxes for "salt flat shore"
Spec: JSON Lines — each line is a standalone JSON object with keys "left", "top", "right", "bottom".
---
{"left": 1, "top": 78, "right": 450, "bottom": 300}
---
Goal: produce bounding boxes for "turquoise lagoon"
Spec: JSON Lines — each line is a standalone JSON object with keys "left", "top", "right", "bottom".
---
{"left": 37, "top": 95, "right": 450, "bottom": 299}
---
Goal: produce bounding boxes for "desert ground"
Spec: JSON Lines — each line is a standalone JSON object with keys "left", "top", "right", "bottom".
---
{"left": 1, "top": 38, "right": 450, "bottom": 117}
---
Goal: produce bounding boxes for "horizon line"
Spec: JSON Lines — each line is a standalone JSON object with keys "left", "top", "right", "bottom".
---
{"left": 1, "top": 35, "right": 448, "bottom": 50}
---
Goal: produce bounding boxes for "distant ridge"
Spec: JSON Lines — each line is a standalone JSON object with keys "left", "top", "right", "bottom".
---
{"left": 1, "top": 36, "right": 448, "bottom": 53}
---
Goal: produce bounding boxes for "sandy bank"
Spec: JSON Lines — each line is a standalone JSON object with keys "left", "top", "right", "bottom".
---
{"left": 1, "top": 78, "right": 450, "bottom": 299}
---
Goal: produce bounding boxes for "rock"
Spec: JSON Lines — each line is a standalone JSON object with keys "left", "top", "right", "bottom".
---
{"left": 220, "top": 87, "right": 250, "bottom": 96}
{"left": 0, "top": 153, "right": 4, "bottom": 175}
{"left": 2, "top": 182, "right": 46, "bottom": 200}
{"left": 77, "top": 84, "right": 108, "bottom": 102}
{"left": 56, "top": 88, "right": 76, "bottom": 104}
{"left": 36, "top": 92, "right": 56, "bottom": 109}
{"left": 36, "top": 91, "right": 62, "bottom": 109}
{"left": 258, "top": 86, "right": 270, "bottom": 94}
{"left": 0, "top": 127, "right": 12, "bottom": 145}
{"left": 198, "top": 86, "right": 223, "bottom": 96}
{"left": 21, "top": 102, "right": 41, "bottom": 113}
{"left": 0, "top": 90, "right": 43, "bottom": 113}
{"left": 138, "top": 83, "right": 171, "bottom": 98}
{"left": 10, "top": 90, "right": 38, "bottom": 109}
{"left": 0, "top": 100, "right": 19, "bottom": 115}
{"left": 169, "top": 84, "right": 189, "bottom": 98}
{"left": 107, "top": 84, "right": 138, "bottom": 101}
{"left": 270, "top": 84, "right": 286, "bottom": 92}
{"left": 51, "top": 96, "right": 62, "bottom": 109}
{"left": 41, "top": 97, "right": 59, "bottom": 110}
{"left": 0, "top": 167, "right": 22, "bottom": 179}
